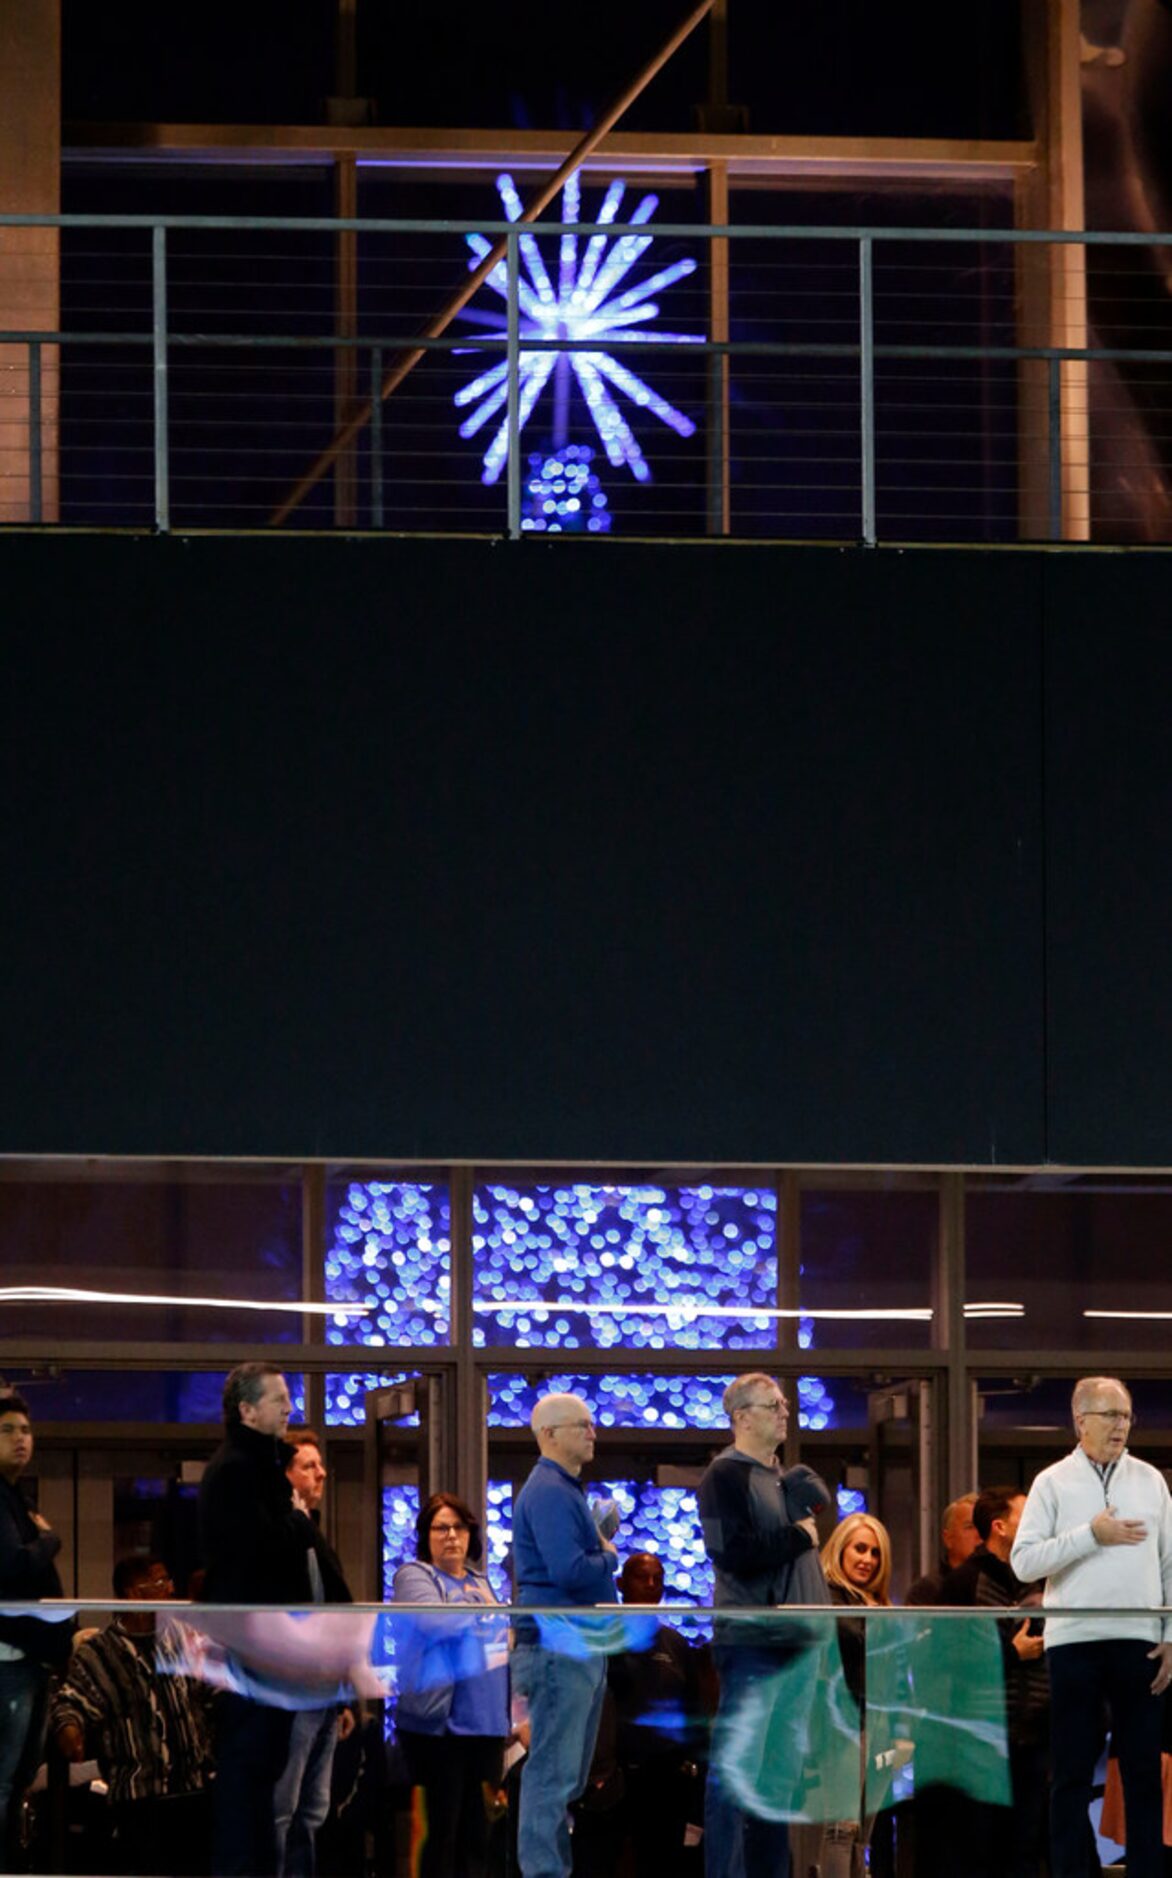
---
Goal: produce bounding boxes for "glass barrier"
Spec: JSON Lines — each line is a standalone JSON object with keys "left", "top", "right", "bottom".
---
{"left": 0, "top": 1598, "right": 1161, "bottom": 1875}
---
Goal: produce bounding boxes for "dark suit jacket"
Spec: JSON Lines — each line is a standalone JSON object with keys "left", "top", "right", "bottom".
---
{"left": 0, "top": 1473, "right": 72, "bottom": 1665}
{"left": 198, "top": 1422, "right": 342, "bottom": 1605}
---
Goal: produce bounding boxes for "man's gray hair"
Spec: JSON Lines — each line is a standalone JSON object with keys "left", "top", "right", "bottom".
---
{"left": 1072, "top": 1375, "right": 1131, "bottom": 1419}
{"left": 222, "top": 1361, "right": 284, "bottom": 1427}
{"left": 722, "top": 1373, "right": 777, "bottom": 1421}
{"left": 941, "top": 1492, "right": 978, "bottom": 1539}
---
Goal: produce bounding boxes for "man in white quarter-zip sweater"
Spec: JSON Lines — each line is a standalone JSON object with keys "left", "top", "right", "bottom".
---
{"left": 1011, "top": 1375, "right": 1172, "bottom": 1878}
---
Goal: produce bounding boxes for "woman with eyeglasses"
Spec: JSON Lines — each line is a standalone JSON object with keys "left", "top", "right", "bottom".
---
{"left": 392, "top": 1492, "right": 510, "bottom": 1878}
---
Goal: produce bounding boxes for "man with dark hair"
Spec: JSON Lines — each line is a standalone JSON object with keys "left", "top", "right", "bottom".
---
{"left": 942, "top": 1487, "right": 1049, "bottom": 1878}
{"left": 198, "top": 1364, "right": 341, "bottom": 1876}
{"left": 273, "top": 1430, "right": 354, "bottom": 1878}
{"left": 0, "top": 1389, "right": 72, "bottom": 1870}
{"left": 51, "top": 1557, "right": 213, "bottom": 1875}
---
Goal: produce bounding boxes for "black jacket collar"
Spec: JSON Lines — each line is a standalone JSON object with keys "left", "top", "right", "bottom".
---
{"left": 225, "top": 1420, "right": 292, "bottom": 1468}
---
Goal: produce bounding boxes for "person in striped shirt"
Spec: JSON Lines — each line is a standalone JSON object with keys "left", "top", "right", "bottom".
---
{"left": 51, "top": 1557, "right": 213, "bottom": 1875}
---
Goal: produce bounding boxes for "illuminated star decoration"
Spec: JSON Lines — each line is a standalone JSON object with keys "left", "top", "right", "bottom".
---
{"left": 454, "top": 171, "right": 702, "bottom": 484}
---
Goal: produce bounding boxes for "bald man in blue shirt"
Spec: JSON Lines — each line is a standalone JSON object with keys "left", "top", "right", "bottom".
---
{"left": 511, "top": 1393, "right": 618, "bottom": 1878}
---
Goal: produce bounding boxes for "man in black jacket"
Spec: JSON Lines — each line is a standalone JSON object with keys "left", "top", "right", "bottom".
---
{"left": 0, "top": 1389, "right": 71, "bottom": 1871}
{"left": 198, "top": 1363, "right": 326, "bottom": 1877}
{"left": 941, "top": 1485, "right": 1050, "bottom": 1878}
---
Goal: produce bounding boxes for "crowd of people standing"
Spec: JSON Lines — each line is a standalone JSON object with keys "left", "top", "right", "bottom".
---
{"left": 1, "top": 1367, "right": 1171, "bottom": 1877}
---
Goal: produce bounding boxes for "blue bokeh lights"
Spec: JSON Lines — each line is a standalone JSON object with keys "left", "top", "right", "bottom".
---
{"left": 488, "top": 1371, "right": 729, "bottom": 1430}
{"left": 325, "top": 1180, "right": 451, "bottom": 1348}
{"left": 382, "top": 1484, "right": 420, "bottom": 1599}
{"left": 836, "top": 1486, "right": 868, "bottom": 1518}
{"left": 598, "top": 1481, "right": 713, "bottom": 1604}
{"left": 330, "top": 1179, "right": 842, "bottom": 1586}
{"left": 474, "top": 1183, "right": 781, "bottom": 1352}
{"left": 382, "top": 1478, "right": 711, "bottom": 1608}
{"left": 325, "top": 1370, "right": 418, "bottom": 1427}
{"left": 487, "top": 1371, "right": 837, "bottom": 1435}
{"left": 521, "top": 445, "right": 611, "bottom": 534}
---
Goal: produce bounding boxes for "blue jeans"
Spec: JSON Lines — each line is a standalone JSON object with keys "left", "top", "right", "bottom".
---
{"left": 0, "top": 1658, "right": 48, "bottom": 1873}
{"left": 273, "top": 1705, "right": 338, "bottom": 1878}
{"left": 512, "top": 1642, "right": 606, "bottom": 1878}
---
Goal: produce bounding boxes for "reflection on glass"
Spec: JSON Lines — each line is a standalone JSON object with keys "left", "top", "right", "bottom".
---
{"left": 151, "top": 1607, "right": 1019, "bottom": 1820}
{"left": 30, "top": 1598, "right": 1064, "bottom": 1878}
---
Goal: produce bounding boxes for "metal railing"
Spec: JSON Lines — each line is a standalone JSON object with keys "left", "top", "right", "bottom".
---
{"left": 2, "top": 212, "right": 1170, "bottom": 544}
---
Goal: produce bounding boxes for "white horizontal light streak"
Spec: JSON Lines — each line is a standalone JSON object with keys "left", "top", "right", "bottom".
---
{"left": 321, "top": 1298, "right": 1026, "bottom": 1323}
{"left": 0, "top": 1286, "right": 371, "bottom": 1317}
{"left": 474, "top": 1300, "right": 932, "bottom": 1321}
{"left": 0, "top": 1290, "right": 1024, "bottom": 1326}
{"left": 1085, "top": 1309, "right": 1172, "bottom": 1321}
{"left": 471, "top": 1299, "right": 1025, "bottom": 1322}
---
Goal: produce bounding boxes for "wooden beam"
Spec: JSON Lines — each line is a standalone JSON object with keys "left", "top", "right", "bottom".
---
{"left": 63, "top": 122, "right": 1039, "bottom": 184}
{"left": 0, "top": 3, "right": 60, "bottom": 524}
{"left": 1018, "top": 0, "right": 1089, "bottom": 541}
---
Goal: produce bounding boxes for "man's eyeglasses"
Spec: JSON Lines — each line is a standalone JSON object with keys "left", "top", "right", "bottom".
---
{"left": 1081, "top": 1409, "right": 1134, "bottom": 1425}
{"left": 740, "top": 1399, "right": 788, "bottom": 1414}
{"left": 552, "top": 1419, "right": 595, "bottom": 1434}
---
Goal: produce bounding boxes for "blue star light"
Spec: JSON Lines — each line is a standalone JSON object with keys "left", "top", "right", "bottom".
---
{"left": 455, "top": 172, "right": 702, "bottom": 485}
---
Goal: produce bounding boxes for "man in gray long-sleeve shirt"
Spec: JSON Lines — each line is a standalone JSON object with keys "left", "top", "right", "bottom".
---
{"left": 698, "top": 1374, "right": 823, "bottom": 1878}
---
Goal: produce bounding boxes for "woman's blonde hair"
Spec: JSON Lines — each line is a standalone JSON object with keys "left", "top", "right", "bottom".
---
{"left": 821, "top": 1512, "right": 893, "bottom": 1606}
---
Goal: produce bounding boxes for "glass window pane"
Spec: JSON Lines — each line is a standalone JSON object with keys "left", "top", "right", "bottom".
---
{"left": 800, "top": 1187, "right": 935, "bottom": 1349}
{"left": 474, "top": 1181, "right": 779, "bottom": 1352}
{"left": 966, "top": 1179, "right": 1172, "bottom": 1352}
{"left": 0, "top": 1176, "right": 303, "bottom": 1342}
{"left": 487, "top": 1370, "right": 847, "bottom": 1434}
{"left": 2, "top": 1369, "right": 304, "bottom": 1424}
{"left": 326, "top": 1369, "right": 417, "bottom": 1428}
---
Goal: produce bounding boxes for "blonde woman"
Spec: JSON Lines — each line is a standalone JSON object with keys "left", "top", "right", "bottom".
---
{"left": 814, "top": 1515, "right": 909, "bottom": 1878}
{"left": 822, "top": 1514, "right": 893, "bottom": 1610}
